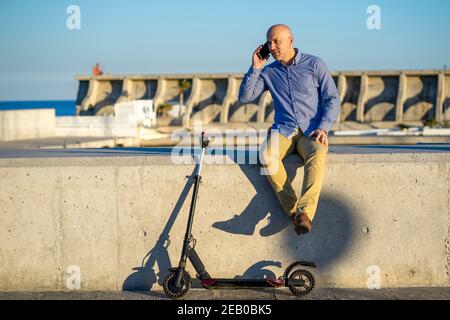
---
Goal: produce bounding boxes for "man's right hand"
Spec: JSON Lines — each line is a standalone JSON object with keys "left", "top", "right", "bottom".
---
{"left": 252, "top": 45, "right": 269, "bottom": 70}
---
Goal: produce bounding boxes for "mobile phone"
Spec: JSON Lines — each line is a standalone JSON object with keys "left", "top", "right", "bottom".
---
{"left": 257, "top": 42, "right": 270, "bottom": 60}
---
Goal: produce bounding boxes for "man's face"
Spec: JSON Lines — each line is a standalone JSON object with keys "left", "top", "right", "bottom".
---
{"left": 266, "top": 29, "right": 293, "bottom": 61}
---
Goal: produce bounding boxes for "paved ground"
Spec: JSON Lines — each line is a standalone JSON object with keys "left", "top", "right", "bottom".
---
{"left": 1, "top": 288, "right": 449, "bottom": 300}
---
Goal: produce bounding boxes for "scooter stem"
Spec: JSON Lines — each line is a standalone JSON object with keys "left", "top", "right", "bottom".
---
{"left": 174, "top": 132, "right": 209, "bottom": 287}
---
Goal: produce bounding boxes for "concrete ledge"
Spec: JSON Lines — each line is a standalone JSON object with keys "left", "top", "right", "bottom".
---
{"left": 0, "top": 148, "right": 449, "bottom": 291}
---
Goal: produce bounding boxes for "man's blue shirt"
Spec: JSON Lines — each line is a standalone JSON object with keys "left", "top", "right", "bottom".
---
{"left": 239, "top": 49, "right": 340, "bottom": 138}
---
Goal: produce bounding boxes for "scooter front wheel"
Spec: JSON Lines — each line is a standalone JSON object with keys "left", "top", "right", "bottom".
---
{"left": 163, "top": 271, "right": 191, "bottom": 299}
{"left": 288, "top": 269, "right": 315, "bottom": 296}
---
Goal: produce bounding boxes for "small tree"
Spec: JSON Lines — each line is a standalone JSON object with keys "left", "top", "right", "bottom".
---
{"left": 177, "top": 79, "right": 191, "bottom": 118}
{"left": 157, "top": 103, "right": 173, "bottom": 117}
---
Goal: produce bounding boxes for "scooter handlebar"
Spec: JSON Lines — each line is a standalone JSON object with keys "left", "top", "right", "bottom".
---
{"left": 201, "top": 132, "right": 210, "bottom": 148}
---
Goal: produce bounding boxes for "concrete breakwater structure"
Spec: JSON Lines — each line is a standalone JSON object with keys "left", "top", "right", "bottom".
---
{"left": 3, "top": 70, "right": 449, "bottom": 148}
{"left": 75, "top": 70, "right": 450, "bottom": 128}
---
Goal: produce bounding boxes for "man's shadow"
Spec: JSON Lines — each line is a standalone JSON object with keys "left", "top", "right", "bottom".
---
{"left": 281, "top": 193, "right": 357, "bottom": 271}
{"left": 212, "top": 155, "right": 305, "bottom": 237}
{"left": 122, "top": 168, "right": 196, "bottom": 291}
{"left": 212, "top": 154, "right": 358, "bottom": 269}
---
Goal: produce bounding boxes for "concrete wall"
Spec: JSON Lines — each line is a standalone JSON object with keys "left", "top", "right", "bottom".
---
{"left": 0, "top": 152, "right": 449, "bottom": 291}
{"left": 0, "top": 109, "right": 140, "bottom": 141}
{"left": 75, "top": 70, "right": 450, "bottom": 127}
{"left": 0, "top": 109, "right": 55, "bottom": 141}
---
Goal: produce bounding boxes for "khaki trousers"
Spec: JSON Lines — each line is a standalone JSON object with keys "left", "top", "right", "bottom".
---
{"left": 260, "top": 128, "right": 328, "bottom": 221}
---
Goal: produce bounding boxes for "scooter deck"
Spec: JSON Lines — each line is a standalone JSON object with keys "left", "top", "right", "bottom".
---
{"left": 201, "top": 278, "right": 302, "bottom": 289}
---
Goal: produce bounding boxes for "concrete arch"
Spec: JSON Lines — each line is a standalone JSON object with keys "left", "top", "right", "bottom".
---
{"left": 75, "top": 79, "right": 89, "bottom": 115}
{"left": 188, "top": 78, "right": 228, "bottom": 126}
{"left": 227, "top": 78, "right": 260, "bottom": 123}
{"left": 403, "top": 75, "right": 437, "bottom": 122}
{"left": 117, "top": 77, "right": 158, "bottom": 103}
{"left": 340, "top": 76, "right": 361, "bottom": 122}
{"left": 444, "top": 75, "right": 450, "bottom": 121}
{"left": 257, "top": 91, "right": 273, "bottom": 123}
{"left": 364, "top": 76, "right": 399, "bottom": 122}
{"left": 77, "top": 76, "right": 125, "bottom": 116}
{"left": 220, "top": 76, "right": 239, "bottom": 124}
{"left": 153, "top": 76, "right": 194, "bottom": 126}
{"left": 152, "top": 77, "right": 168, "bottom": 110}
{"left": 336, "top": 74, "right": 347, "bottom": 124}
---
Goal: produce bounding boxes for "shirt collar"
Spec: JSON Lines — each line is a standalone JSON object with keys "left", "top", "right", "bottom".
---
{"left": 277, "top": 48, "right": 301, "bottom": 67}
{"left": 293, "top": 48, "right": 302, "bottom": 65}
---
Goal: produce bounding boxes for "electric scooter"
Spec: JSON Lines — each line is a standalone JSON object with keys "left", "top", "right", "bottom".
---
{"left": 163, "top": 132, "right": 316, "bottom": 299}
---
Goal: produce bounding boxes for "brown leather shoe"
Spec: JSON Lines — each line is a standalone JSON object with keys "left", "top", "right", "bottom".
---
{"left": 291, "top": 210, "right": 312, "bottom": 235}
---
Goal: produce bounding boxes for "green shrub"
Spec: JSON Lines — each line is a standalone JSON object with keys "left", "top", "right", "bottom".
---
{"left": 157, "top": 103, "right": 173, "bottom": 117}
{"left": 422, "top": 119, "right": 439, "bottom": 128}
{"left": 443, "top": 120, "right": 450, "bottom": 128}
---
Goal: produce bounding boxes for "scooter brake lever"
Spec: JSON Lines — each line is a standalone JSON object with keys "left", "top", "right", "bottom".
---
{"left": 164, "top": 236, "right": 171, "bottom": 249}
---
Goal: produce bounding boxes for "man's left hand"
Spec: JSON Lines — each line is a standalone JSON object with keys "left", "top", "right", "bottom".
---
{"left": 308, "top": 128, "right": 328, "bottom": 147}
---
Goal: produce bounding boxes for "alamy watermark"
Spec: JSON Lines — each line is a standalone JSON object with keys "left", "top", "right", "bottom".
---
{"left": 65, "top": 265, "right": 81, "bottom": 290}
{"left": 170, "top": 122, "right": 280, "bottom": 176}
{"left": 66, "top": 5, "right": 81, "bottom": 30}
{"left": 367, "top": 5, "right": 381, "bottom": 30}
{"left": 366, "top": 265, "right": 381, "bottom": 289}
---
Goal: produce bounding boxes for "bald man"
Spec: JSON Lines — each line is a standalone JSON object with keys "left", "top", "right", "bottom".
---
{"left": 239, "top": 24, "right": 340, "bottom": 235}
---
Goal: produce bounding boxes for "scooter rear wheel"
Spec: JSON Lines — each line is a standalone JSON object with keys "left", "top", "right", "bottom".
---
{"left": 163, "top": 271, "right": 191, "bottom": 299}
{"left": 288, "top": 269, "right": 315, "bottom": 296}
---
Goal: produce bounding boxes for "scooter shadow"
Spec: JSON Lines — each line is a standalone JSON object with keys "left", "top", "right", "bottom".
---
{"left": 191, "top": 260, "right": 283, "bottom": 289}
{"left": 122, "top": 167, "right": 197, "bottom": 292}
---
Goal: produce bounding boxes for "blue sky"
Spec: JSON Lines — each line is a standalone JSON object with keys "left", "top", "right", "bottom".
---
{"left": 0, "top": 0, "right": 449, "bottom": 100}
